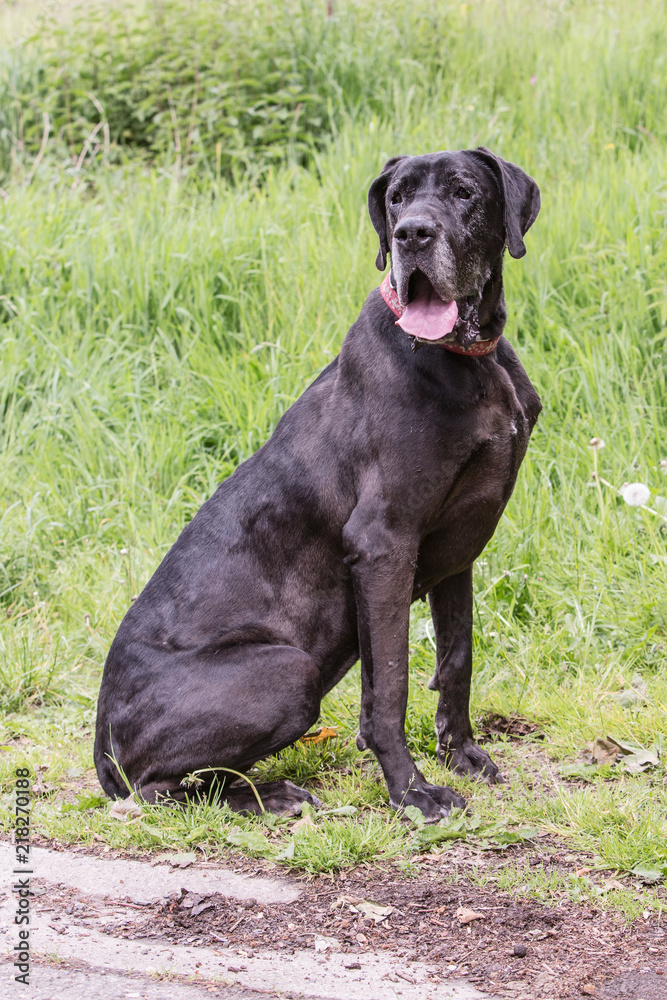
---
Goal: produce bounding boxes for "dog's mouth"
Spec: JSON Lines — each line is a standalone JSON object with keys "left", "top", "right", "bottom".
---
{"left": 396, "top": 270, "right": 458, "bottom": 342}
{"left": 395, "top": 270, "right": 483, "bottom": 349}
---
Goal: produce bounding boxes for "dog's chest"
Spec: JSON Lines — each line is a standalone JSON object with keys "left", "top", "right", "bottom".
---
{"left": 412, "top": 383, "right": 533, "bottom": 591}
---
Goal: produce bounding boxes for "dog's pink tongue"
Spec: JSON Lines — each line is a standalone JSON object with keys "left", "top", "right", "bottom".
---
{"left": 396, "top": 278, "right": 458, "bottom": 341}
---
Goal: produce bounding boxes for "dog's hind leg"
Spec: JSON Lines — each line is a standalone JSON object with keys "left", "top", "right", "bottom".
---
{"left": 95, "top": 643, "right": 323, "bottom": 815}
{"left": 138, "top": 777, "right": 321, "bottom": 816}
{"left": 219, "top": 779, "right": 321, "bottom": 816}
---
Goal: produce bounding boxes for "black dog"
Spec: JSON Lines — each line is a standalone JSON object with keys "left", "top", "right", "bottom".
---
{"left": 95, "top": 147, "right": 541, "bottom": 821}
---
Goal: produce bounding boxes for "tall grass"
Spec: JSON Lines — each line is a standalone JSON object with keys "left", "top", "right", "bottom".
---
{"left": 1, "top": 0, "right": 666, "bottom": 181}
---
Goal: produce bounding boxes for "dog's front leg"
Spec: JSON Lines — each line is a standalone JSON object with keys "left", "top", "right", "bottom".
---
{"left": 344, "top": 511, "right": 465, "bottom": 821}
{"left": 428, "top": 567, "right": 501, "bottom": 782}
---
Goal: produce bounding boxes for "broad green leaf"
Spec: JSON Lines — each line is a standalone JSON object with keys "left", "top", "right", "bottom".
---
{"left": 403, "top": 805, "right": 426, "bottom": 829}
{"left": 559, "top": 763, "right": 599, "bottom": 781}
{"left": 226, "top": 828, "right": 271, "bottom": 854}
{"left": 274, "top": 838, "right": 295, "bottom": 861}
{"left": 631, "top": 865, "right": 665, "bottom": 884}
{"left": 138, "top": 822, "right": 166, "bottom": 845}
{"left": 166, "top": 851, "right": 197, "bottom": 866}
{"left": 491, "top": 827, "right": 539, "bottom": 844}
{"left": 184, "top": 827, "right": 207, "bottom": 844}
{"left": 418, "top": 824, "right": 466, "bottom": 845}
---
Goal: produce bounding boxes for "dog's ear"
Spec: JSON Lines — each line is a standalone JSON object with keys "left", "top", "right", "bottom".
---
{"left": 469, "top": 147, "right": 540, "bottom": 259}
{"left": 368, "top": 156, "right": 408, "bottom": 271}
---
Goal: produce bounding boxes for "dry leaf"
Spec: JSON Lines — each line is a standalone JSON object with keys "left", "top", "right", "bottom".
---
{"left": 356, "top": 900, "right": 394, "bottom": 922}
{"left": 167, "top": 852, "right": 197, "bottom": 868}
{"left": 477, "top": 712, "right": 543, "bottom": 742}
{"left": 605, "top": 737, "right": 659, "bottom": 773}
{"left": 333, "top": 894, "right": 359, "bottom": 909}
{"left": 456, "top": 906, "right": 485, "bottom": 925}
{"left": 314, "top": 935, "right": 341, "bottom": 952}
{"left": 333, "top": 895, "right": 394, "bottom": 922}
{"left": 180, "top": 893, "right": 201, "bottom": 909}
{"left": 299, "top": 727, "right": 339, "bottom": 744}
{"left": 290, "top": 814, "right": 316, "bottom": 833}
{"left": 619, "top": 748, "right": 660, "bottom": 774}
{"left": 32, "top": 778, "right": 52, "bottom": 797}
{"left": 590, "top": 738, "right": 620, "bottom": 766}
{"left": 109, "top": 799, "right": 142, "bottom": 821}
{"left": 395, "top": 971, "right": 416, "bottom": 984}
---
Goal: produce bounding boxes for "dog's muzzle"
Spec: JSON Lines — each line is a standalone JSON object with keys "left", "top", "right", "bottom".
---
{"left": 380, "top": 274, "right": 500, "bottom": 357}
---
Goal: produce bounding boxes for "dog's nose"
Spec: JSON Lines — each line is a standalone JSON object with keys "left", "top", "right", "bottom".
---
{"left": 393, "top": 217, "right": 437, "bottom": 251}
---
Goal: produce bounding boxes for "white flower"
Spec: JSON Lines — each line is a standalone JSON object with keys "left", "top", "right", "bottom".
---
{"left": 620, "top": 482, "right": 651, "bottom": 507}
{"left": 589, "top": 437, "right": 606, "bottom": 450}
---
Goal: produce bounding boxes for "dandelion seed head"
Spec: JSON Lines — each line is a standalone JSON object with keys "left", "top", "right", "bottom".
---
{"left": 589, "top": 437, "right": 605, "bottom": 450}
{"left": 620, "top": 482, "right": 650, "bottom": 507}
{"left": 180, "top": 773, "right": 204, "bottom": 788}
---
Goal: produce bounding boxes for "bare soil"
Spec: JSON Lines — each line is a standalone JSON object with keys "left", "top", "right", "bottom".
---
{"left": 35, "top": 839, "right": 666, "bottom": 1000}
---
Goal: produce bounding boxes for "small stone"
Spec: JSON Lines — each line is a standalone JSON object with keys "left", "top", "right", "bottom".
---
{"left": 513, "top": 944, "right": 527, "bottom": 958}
{"left": 345, "top": 961, "right": 361, "bottom": 970}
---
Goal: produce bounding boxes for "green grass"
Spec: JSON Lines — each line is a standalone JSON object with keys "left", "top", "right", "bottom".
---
{"left": 0, "top": 0, "right": 666, "bottom": 904}
{"left": 4, "top": 0, "right": 666, "bottom": 182}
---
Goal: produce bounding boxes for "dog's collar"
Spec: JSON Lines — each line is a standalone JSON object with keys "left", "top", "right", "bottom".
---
{"left": 379, "top": 273, "right": 500, "bottom": 357}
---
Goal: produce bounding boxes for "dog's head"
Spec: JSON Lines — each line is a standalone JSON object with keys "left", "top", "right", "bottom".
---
{"left": 368, "top": 148, "right": 540, "bottom": 347}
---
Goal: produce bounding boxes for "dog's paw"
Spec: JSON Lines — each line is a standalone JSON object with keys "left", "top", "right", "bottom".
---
{"left": 225, "top": 779, "right": 321, "bottom": 816}
{"left": 273, "top": 780, "right": 323, "bottom": 815}
{"left": 392, "top": 785, "right": 466, "bottom": 823}
{"left": 437, "top": 737, "right": 502, "bottom": 783}
{"left": 421, "top": 782, "right": 467, "bottom": 813}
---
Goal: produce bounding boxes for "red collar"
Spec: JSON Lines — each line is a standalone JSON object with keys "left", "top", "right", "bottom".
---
{"left": 380, "top": 273, "right": 500, "bottom": 357}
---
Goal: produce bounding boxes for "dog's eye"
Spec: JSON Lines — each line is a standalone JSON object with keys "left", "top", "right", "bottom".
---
{"left": 455, "top": 186, "right": 472, "bottom": 200}
{"left": 390, "top": 190, "right": 402, "bottom": 205}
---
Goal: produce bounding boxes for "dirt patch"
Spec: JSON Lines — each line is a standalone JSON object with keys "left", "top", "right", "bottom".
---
{"left": 476, "top": 714, "right": 544, "bottom": 742}
{"left": 34, "top": 847, "right": 666, "bottom": 1000}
